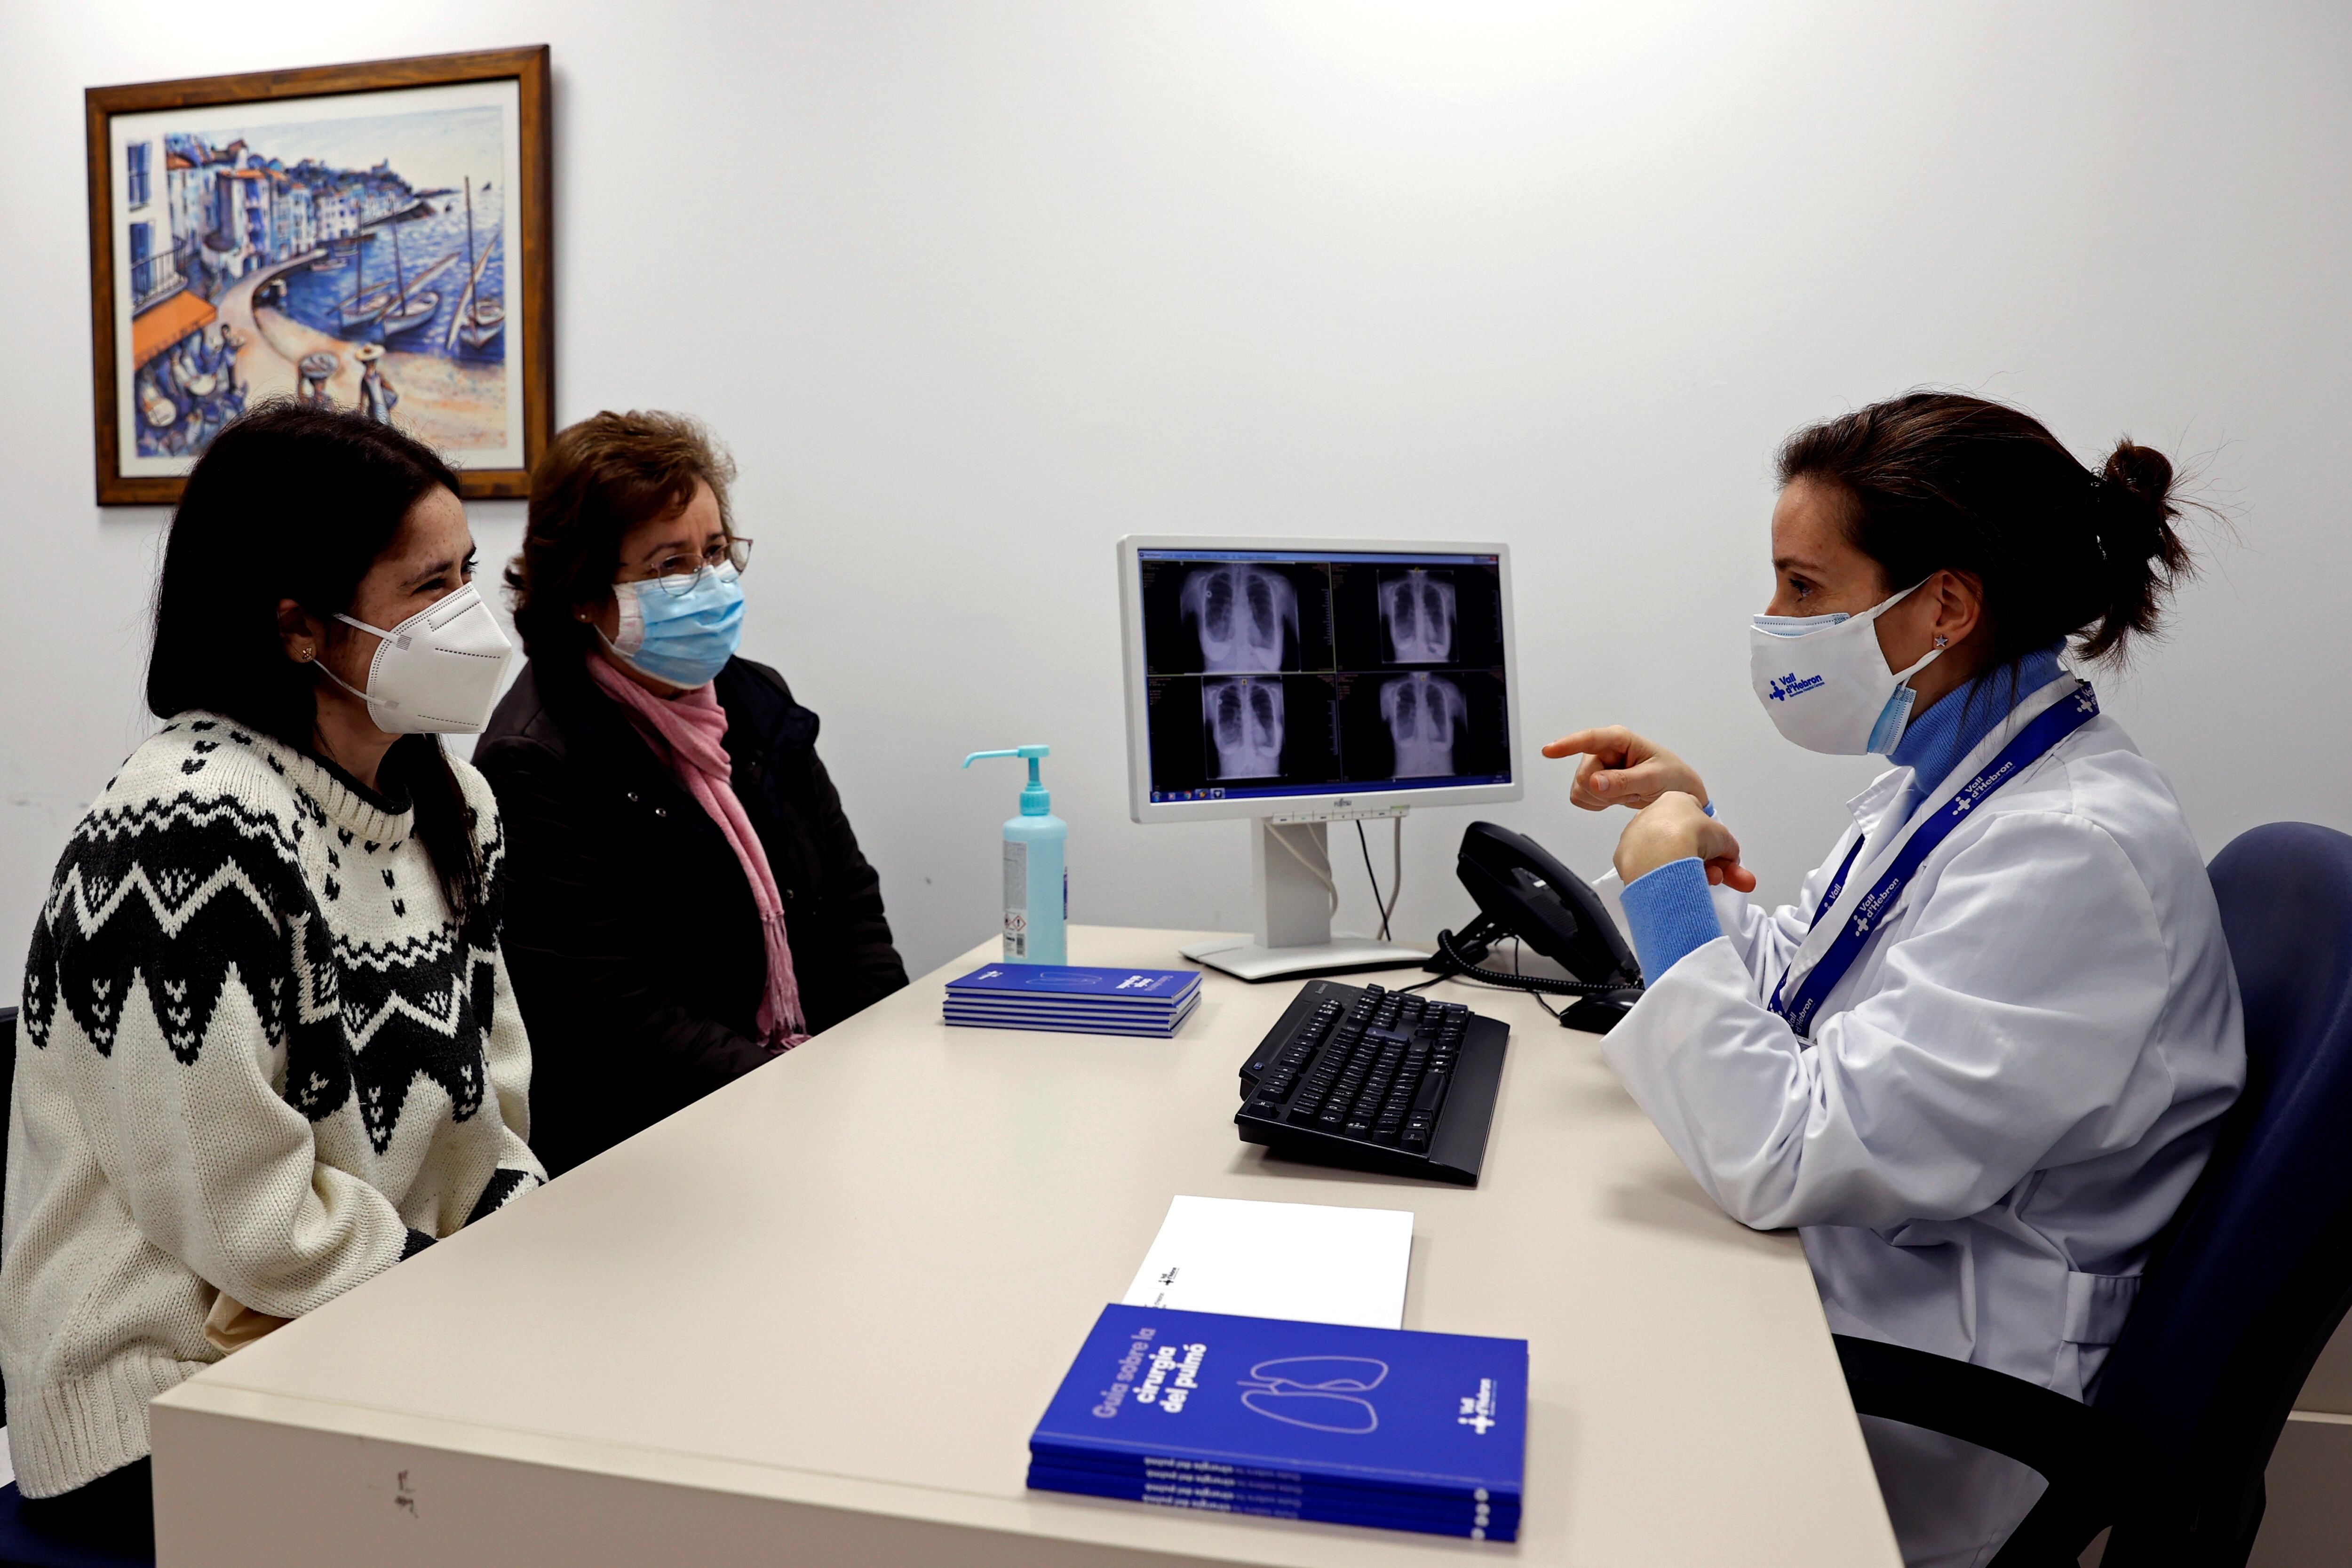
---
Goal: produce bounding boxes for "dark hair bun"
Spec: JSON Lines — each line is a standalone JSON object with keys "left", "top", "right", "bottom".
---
{"left": 2083, "top": 438, "right": 2192, "bottom": 661}
{"left": 2096, "top": 442, "right": 2172, "bottom": 549}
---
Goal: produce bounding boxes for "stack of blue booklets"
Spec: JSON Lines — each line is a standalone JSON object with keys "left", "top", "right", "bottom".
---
{"left": 943, "top": 963, "right": 1201, "bottom": 1038}
{"left": 1027, "top": 1305, "right": 1525, "bottom": 1540}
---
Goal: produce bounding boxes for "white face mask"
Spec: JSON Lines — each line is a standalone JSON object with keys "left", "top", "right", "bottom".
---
{"left": 318, "top": 581, "right": 514, "bottom": 735}
{"left": 1748, "top": 581, "right": 1941, "bottom": 756}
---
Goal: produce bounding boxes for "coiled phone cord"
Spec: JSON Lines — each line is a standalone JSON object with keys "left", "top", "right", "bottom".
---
{"left": 1423, "top": 927, "right": 1644, "bottom": 1000}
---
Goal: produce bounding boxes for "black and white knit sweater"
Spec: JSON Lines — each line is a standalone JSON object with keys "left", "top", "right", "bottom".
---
{"left": 2, "top": 715, "right": 544, "bottom": 1497}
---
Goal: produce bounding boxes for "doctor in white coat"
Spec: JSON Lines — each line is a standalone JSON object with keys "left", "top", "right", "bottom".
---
{"left": 1550, "top": 393, "right": 2244, "bottom": 1568}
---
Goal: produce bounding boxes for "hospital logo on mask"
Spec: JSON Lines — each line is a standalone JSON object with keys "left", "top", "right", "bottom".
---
{"left": 1766, "top": 672, "right": 1825, "bottom": 702}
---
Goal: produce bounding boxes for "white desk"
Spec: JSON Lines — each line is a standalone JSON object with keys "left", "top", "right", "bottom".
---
{"left": 150, "top": 927, "right": 1900, "bottom": 1568}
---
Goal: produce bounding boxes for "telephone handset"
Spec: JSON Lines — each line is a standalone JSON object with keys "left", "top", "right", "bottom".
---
{"left": 1426, "top": 821, "right": 1644, "bottom": 1032}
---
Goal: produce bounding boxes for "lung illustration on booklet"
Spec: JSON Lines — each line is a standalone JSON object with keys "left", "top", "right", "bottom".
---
{"left": 1135, "top": 549, "right": 1510, "bottom": 803}
{"left": 1238, "top": 1356, "right": 1388, "bottom": 1433}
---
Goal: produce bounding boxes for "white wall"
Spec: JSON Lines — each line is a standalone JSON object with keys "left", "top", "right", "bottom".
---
{"left": 5, "top": 1, "right": 2350, "bottom": 1003}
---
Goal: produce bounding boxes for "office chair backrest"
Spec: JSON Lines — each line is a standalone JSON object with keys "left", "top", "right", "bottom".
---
{"left": 2093, "top": 822, "right": 2352, "bottom": 1563}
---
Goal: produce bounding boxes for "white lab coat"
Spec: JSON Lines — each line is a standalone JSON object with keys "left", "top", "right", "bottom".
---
{"left": 1598, "top": 677, "right": 2244, "bottom": 1568}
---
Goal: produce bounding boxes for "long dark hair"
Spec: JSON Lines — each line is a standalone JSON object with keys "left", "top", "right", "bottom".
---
{"left": 1777, "top": 392, "right": 2194, "bottom": 668}
{"left": 149, "top": 400, "right": 485, "bottom": 919}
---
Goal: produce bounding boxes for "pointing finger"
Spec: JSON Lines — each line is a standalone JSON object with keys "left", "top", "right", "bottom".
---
{"left": 1542, "top": 726, "right": 1629, "bottom": 762}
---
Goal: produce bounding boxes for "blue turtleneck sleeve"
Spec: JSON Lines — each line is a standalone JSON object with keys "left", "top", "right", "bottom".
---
{"left": 1619, "top": 856, "right": 1724, "bottom": 979}
{"left": 1889, "top": 644, "right": 2068, "bottom": 820}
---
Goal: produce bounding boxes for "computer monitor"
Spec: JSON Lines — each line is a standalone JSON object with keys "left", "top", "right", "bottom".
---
{"left": 1117, "top": 536, "right": 1524, "bottom": 980}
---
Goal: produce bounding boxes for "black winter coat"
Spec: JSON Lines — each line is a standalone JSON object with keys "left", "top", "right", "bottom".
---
{"left": 475, "top": 654, "right": 907, "bottom": 1175}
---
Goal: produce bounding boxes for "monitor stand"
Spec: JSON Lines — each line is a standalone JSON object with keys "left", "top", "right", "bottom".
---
{"left": 1180, "top": 819, "right": 1430, "bottom": 982}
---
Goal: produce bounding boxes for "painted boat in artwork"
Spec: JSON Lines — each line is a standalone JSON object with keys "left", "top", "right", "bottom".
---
{"left": 374, "top": 224, "right": 462, "bottom": 338}
{"left": 448, "top": 177, "right": 507, "bottom": 351}
{"left": 339, "top": 234, "right": 395, "bottom": 327}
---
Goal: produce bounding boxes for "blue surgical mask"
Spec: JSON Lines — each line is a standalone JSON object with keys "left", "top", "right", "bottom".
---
{"left": 600, "top": 565, "right": 745, "bottom": 689}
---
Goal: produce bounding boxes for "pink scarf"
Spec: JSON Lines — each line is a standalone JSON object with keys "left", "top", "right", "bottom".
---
{"left": 589, "top": 657, "right": 810, "bottom": 1048}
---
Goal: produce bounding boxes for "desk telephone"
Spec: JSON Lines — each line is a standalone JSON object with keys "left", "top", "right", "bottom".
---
{"left": 1424, "top": 821, "right": 1646, "bottom": 1034}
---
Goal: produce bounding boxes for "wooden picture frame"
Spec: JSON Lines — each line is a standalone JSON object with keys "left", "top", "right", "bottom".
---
{"left": 85, "top": 47, "right": 552, "bottom": 504}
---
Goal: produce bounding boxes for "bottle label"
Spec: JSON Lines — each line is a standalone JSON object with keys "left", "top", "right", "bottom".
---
{"left": 1003, "top": 840, "right": 1029, "bottom": 959}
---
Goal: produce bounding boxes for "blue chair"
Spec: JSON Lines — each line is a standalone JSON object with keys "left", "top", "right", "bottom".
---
{"left": 1836, "top": 821, "right": 2352, "bottom": 1566}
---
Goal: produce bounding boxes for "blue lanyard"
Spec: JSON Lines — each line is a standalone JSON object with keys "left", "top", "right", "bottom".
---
{"left": 1768, "top": 683, "right": 2100, "bottom": 1037}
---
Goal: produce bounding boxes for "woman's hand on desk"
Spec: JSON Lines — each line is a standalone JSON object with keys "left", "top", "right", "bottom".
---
{"left": 1614, "top": 792, "right": 1757, "bottom": 892}
{"left": 1542, "top": 726, "right": 1709, "bottom": 812}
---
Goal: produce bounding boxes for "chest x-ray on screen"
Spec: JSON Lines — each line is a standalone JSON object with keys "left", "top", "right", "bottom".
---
{"left": 1182, "top": 565, "right": 1299, "bottom": 672}
{"left": 1378, "top": 569, "right": 1456, "bottom": 665}
{"left": 1205, "top": 677, "right": 1286, "bottom": 780}
{"left": 1380, "top": 673, "right": 1465, "bottom": 778}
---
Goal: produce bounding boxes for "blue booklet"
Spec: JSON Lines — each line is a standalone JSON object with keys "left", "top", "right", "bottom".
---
{"left": 1028, "top": 1305, "right": 1526, "bottom": 1522}
{"left": 1025, "top": 1460, "right": 1514, "bottom": 1538}
{"left": 946, "top": 996, "right": 1200, "bottom": 1026}
{"left": 944, "top": 994, "right": 1201, "bottom": 1019}
{"left": 946, "top": 1012, "right": 1196, "bottom": 1039}
{"left": 1028, "top": 1453, "right": 1520, "bottom": 1517}
{"left": 945, "top": 963, "right": 1201, "bottom": 1004}
{"left": 1026, "top": 1448, "right": 1520, "bottom": 1512}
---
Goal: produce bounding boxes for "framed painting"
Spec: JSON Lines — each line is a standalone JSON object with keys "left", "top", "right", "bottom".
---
{"left": 85, "top": 47, "right": 551, "bottom": 504}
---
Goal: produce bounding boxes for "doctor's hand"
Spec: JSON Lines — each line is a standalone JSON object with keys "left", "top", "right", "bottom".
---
{"left": 1614, "top": 792, "right": 1757, "bottom": 893}
{"left": 1542, "top": 726, "right": 1709, "bottom": 812}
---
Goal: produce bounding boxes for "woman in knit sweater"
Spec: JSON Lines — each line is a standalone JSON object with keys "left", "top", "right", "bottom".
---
{"left": 3, "top": 404, "right": 544, "bottom": 1553}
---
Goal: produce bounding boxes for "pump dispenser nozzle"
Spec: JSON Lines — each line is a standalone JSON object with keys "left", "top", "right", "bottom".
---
{"left": 963, "top": 745, "right": 1052, "bottom": 816}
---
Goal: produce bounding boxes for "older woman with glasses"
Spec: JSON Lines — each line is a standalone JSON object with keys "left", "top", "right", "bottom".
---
{"left": 477, "top": 411, "right": 907, "bottom": 1175}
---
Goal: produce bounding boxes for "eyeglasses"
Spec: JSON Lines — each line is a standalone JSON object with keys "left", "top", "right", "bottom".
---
{"left": 630, "top": 536, "right": 755, "bottom": 596}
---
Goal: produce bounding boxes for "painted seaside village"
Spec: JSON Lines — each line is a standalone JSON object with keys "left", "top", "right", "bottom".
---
{"left": 122, "top": 127, "right": 508, "bottom": 460}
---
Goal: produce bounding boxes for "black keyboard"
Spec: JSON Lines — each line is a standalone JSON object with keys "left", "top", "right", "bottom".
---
{"left": 1234, "top": 980, "right": 1510, "bottom": 1186}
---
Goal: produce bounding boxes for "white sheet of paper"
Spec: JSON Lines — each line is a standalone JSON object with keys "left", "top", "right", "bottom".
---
{"left": 1121, "top": 1195, "right": 1414, "bottom": 1329}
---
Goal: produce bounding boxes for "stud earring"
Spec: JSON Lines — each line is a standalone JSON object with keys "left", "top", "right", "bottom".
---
{"left": 1933, "top": 636, "right": 1948, "bottom": 648}
{"left": 297, "top": 646, "right": 315, "bottom": 662}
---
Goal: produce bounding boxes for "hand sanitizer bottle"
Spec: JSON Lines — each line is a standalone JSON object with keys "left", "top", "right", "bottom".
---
{"left": 961, "top": 745, "right": 1067, "bottom": 965}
